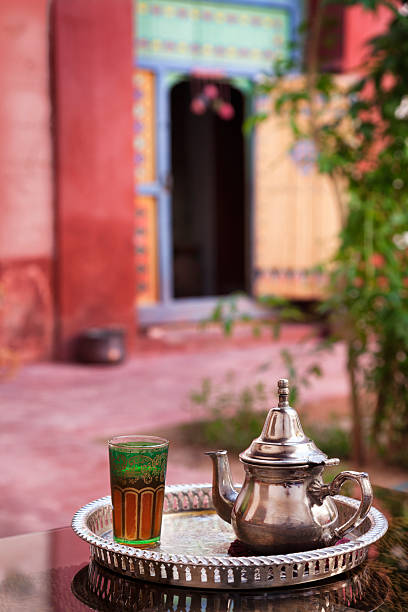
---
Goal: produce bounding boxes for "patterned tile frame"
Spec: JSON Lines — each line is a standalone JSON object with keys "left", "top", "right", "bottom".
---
{"left": 137, "top": 0, "right": 289, "bottom": 70}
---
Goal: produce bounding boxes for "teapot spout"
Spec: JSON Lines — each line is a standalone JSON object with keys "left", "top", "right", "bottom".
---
{"left": 205, "top": 450, "right": 238, "bottom": 524}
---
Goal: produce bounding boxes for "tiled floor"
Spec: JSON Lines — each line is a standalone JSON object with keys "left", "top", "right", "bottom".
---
{"left": 0, "top": 324, "right": 392, "bottom": 537}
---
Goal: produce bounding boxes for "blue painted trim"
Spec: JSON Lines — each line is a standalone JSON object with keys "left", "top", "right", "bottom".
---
{"left": 289, "top": 2, "right": 303, "bottom": 68}
{"left": 143, "top": 0, "right": 295, "bottom": 12}
{"left": 150, "top": 72, "right": 256, "bottom": 313}
{"left": 156, "top": 69, "right": 173, "bottom": 304}
{"left": 191, "top": 0, "right": 292, "bottom": 7}
{"left": 137, "top": 59, "right": 270, "bottom": 79}
{"left": 137, "top": 182, "right": 161, "bottom": 197}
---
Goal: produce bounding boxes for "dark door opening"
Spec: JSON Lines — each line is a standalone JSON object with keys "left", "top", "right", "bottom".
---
{"left": 171, "top": 79, "right": 247, "bottom": 299}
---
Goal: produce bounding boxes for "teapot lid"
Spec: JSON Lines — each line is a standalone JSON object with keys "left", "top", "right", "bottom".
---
{"left": 240, "top": 379, "right": 334, "bottom": 466}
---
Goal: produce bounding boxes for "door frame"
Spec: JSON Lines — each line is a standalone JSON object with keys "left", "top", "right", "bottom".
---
{"left": 135, "top": 0, "right": 303, "bottom": 326}
{"left": 137, "top": 66, "right": 255, "bottom": 326}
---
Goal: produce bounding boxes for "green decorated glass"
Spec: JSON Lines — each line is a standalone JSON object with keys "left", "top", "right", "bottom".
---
{"left": 108, "top": 435, "right": 169, "bottom": 547}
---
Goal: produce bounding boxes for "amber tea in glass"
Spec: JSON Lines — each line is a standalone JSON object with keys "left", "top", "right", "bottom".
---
{"left": 108, "top": 435, "right": 169, "bottom": 547}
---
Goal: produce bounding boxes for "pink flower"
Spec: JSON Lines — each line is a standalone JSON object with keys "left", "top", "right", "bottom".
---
{"left": 403, "top": 278, "right": 408, "bottom": 287}
{"left": 370, "top": 253, "right": 385, "bottom": 268}
{"left": 353, "top": 277, "right": 364, "bottom": 288}
{"left": 377, "top": 276, "right": 389, "bottom": 289}
{"left": 203, "top": 84, "right": 219, "bottom": 100}
{"left": 217, "top": 102, "right": 235, "bottom": 120}
{"left": 190, "top": 97, "right": 206, "bottom": 115}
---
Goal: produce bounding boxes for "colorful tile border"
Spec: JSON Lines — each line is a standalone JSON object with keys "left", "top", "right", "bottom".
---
{"left": 136, "top": 0, "right": 289, "bottom": 70}
{"left": 133, "top": 70, "right": 156, "bottom": 183}
{"left": 134, "top": 195, "right": 158, "bottom": 304}
{"left": 253, "top": 268, "right": 327, "bottom": 299}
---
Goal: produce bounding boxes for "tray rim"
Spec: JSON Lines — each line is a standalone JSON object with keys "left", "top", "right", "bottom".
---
{"left": 71, "top": 562, "right": 388, "bottom": 610}
{"left": 72, "top": 483, "right": 388, "bottom": 567}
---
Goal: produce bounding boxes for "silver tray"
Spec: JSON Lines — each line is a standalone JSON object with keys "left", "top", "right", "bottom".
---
{"left": 71, "top": 561, "right": 389, "bottom": 611}
{"left": 72, "top": 483, "right": 388, "bottom": 590}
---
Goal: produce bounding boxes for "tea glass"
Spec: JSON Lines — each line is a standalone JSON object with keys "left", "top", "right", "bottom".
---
{"left": 108, "top": 435, "right": 169, "bottom": 547}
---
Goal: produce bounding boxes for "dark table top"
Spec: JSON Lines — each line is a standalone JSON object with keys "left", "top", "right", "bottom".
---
{"left": 0, "top": 485, "right": 407, "bottom": 611}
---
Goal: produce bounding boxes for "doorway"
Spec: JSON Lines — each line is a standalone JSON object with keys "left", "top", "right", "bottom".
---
{"left": 170, "top": 79, "right": 247, "bottom": 299}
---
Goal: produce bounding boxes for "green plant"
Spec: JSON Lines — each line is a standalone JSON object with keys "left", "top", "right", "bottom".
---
{"left": 204, "top": 293, "right": 326, "bottom": 406}
{"left": 188, "top": 374, "right": 269, "bottom": 451}
{"left": 241, "top": 0, "right": 408, "bottom": 466}
{"left": 307, "top": 417, "right": 351, "bottom": 460}
{"left": 187, "top": 375, "right": 351, "bottom": 460}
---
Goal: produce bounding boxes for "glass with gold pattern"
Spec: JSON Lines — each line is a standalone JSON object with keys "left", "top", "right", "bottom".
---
{"left": 108, "top": 435, "right": 169, "bottom": 547}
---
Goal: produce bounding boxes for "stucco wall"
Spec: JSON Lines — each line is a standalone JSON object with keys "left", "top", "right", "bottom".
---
{"left": 343, "top": 5, "right": 392, "bottom": 73}
{"left": 0, "top": 0, "right": 54, "bottom": 360}
{"left": 0, "top": 0, "right": 53, "bottom": 259}
{"left": 53, "top": 0, "right": 136, "bottom": 359}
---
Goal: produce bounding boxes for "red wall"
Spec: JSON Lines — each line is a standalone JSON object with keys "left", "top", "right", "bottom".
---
{"left": 52, "top": 0, "right": 136, "bottom": 359}
{"left": 0, "top": 0, "right": 54, "bottom": 361}
{"left": 343, "top": 5, "right": 392, "bottom": 73}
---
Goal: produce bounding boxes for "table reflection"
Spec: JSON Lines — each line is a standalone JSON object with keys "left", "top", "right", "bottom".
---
{"left": 71, "top": 560, "right": 389, "bottom": 612}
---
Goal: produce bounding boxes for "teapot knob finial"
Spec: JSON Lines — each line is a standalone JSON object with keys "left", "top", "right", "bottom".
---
{"left": 278, "top": 378, "right": 289, "bottom": 407}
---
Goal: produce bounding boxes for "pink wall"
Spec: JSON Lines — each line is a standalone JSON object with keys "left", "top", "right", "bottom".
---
{"left": 343, "top": 5, "right": 392, "bottom": 73}
{"left": 0, "top": 0, "right": 54, "bottom": 360}
{"left": 52, "top": 0, "right": 136, "bottom": 359}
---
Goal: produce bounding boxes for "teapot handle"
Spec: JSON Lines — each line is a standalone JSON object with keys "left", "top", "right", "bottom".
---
{"left": 324, "top": 470, "right": 373, "bottom": 539}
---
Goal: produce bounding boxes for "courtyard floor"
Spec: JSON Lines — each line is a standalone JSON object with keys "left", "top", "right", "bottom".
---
{"left": 1, "top": 323, "right": 407, "bottom": 538}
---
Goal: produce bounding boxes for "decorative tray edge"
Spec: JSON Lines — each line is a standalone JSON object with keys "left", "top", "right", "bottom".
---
{"left": 72, "top": 483, "right": 388, "bottom": 567}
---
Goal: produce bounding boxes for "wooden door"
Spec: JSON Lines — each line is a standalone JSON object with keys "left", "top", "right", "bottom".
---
{"left": 253, "top": 107, "right": 341, "bottom": 299}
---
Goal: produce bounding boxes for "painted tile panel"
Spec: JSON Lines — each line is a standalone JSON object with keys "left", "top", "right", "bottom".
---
{"left": 136, "top": 0, "right": 289, "bottom": 70}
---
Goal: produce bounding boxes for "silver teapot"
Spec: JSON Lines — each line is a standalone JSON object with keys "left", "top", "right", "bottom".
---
{"left": 206, "top": 379, "right": 373, "bottom": 554}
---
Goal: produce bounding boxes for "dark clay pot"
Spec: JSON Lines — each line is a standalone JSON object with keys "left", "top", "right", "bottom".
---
{"left": 75, "top": 328, "right": 126, "bottom": 364}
